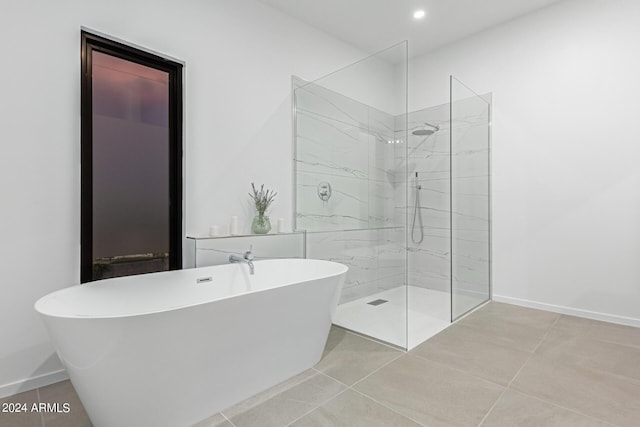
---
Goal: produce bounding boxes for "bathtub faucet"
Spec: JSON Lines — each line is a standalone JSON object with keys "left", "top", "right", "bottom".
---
{"left": 229, "top": 245, "right": 255, "bottom": 275}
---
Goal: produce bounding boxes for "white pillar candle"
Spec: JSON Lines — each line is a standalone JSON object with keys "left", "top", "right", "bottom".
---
{"left": 277, "top": 218, "right": 285, "bottom": 233}
{"left": 208, "top": 225, "right": 219, "bottom": 237}
{"left": 230, "top": 216, "right": 239, "bottom": 236}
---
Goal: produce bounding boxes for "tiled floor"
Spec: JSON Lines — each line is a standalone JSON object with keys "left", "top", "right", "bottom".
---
{"left": 0, "top": 380, "right": 91, "bottom": 427}
{"left": 3, "top": 302, "right": 640, "bottom": 427}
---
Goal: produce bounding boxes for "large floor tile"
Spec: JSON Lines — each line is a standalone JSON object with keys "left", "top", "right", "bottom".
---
{"left": 455, "top": 303, "right": 558, "bottom": 353}
{"left": 191, "top": 413, "right": 234, "bottom": 427}
{"left": 354, "top": 354, "right": 504, "bottom": 427}
{"left": 553, "top": 315, "right": 640, "bottom": 349}
{"left": 4, "top": 305, "right": 637, "bottom": 427}
{"left": 221, "top": 369, "right": 316, "bottom": 416}
{"left": 38, "top": 380, "right": 91, "bottom": 427}
{"left": 290, "top": 389, "right": 421, "bottom": 427}
{"left": 481, "top": 389, "right": 609, "bottom": 427}
{"left": 470, "top": 302, "right": 559, "bottom": 329}
{"left": 0, "top": 390, "right": 42, "bottom": 427}
{"left": 223, "top": 372, "right": 346, "bottom": 427}
{"left": 314, "top": 327, "right": 402, "bottom": 385}
{"left": 411, "top": 323, "right": 530, "bottom": 386}
{"left": 455, "top": 315, "right": 547, "bottom": 353}
{"left": 45, "top": 413, "right": 93, "bottom": 427}
{"left": 512, "top": 353, "right": 640, "bottom": 426}
{"left": 536, "top": 328, "right": 640, "bottom": 383}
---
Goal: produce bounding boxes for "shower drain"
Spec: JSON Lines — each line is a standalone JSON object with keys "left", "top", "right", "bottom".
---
{"left": 367, "top": 299, "right": 388, "bottom": 306}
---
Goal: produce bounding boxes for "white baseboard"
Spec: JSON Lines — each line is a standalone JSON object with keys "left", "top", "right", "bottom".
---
{"left": 0, "top": 370, "right": 69, "bottom": 399}
{"left": 493, "top": 294, "right": 640, "bottom": 328}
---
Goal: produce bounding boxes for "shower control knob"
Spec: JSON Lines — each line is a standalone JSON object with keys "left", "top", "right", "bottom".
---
{"left": 317, "top": 181, "right": 332, "bottom": 202}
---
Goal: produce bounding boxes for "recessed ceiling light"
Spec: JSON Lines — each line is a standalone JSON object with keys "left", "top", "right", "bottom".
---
{"left": 413, "top": 10, "right": 426, "bottom": 20}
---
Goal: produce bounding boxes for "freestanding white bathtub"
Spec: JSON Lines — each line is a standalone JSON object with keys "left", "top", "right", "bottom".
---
{"left": 35, "top": 258, "right": 347, "bottom": 427}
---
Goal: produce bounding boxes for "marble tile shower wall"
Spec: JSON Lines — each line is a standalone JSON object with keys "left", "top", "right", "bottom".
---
{"left": 401, "top": 100, "right": 489, "bottom": 296}
{"left": 295, "top": 82, "right": 405, "bottom": 304}
{"left": 403, "top": 104, "right": 452, "bottom": 293}
{"left": 306, "top": 228, "right": 405, "bottom": 303}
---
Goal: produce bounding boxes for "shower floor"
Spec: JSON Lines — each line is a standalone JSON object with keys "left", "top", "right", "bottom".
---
{"left": 332, "top": 286, "right": 452, "bottom": 350}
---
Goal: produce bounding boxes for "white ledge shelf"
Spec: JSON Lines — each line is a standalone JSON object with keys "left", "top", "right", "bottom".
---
{"left": 185, "top": 232, "right": 306, "bottom": 268}
{"left": 186, "top": 231, "right": 304, "bottom": 240}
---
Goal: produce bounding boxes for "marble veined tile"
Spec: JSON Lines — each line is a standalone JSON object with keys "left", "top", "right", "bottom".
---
{"left": 451, "top": 172, "right": 488, "bottom": 190}
{"left": 339, "top": 281, "right": 380, "bottom": 304}
{"left": 296, "top": 112, "right": 368, "bottom": 180}
{"left": 453, "top": 147, "right": 490, "bottom": 174}
{"left": 409, "top": 247, "right": 450, "bottom": 284}
{"left": 452, "top": 210, "right": 489, "bottom": 232}
{"left": 369, "top": 140, "right": 400, "bottom": 184}
{"left": 306, "top": 229, "right": 379, "bottom": 297}
{"left": 297, "top": 172, "right": 369, "bottom": 232}
{"left": 376, "top": 274, "right": 406, "bottom": 294}
{"left": 451, "top": 275, "right": 489, "bottom": 300}
{"left": 408, "top": 134, "right": 450, "bottom": 162}
{"left": 368, "top": 180, "right": 396, "bottom": 228}
{"left": 415, "top": 166, "right": 450, "bottom": 180}
{"left": 369, "top": 106, "right": 396, "bottom": 137}
{"left": 305, "top": 227, "right": 408, "bottom": 304}
{"left": 193, "top": 234, "right": 304, "bottom": 267}
{"left": 452, "top": 119, "right": 489, "bottom": 148}
{"left": 295, "top": 82, "right": 368, "bottom": 127}
{"left": 452, "top": 239, "right": 490, "bottom": 284}
{"left": 409, "top": 225, "right": 450, "bottom": 248}
{"left": 408, "top": 272, "right": 450, "bottom": 293}
{"left": 408, "top": 206, "right": 450, "bottom": 230}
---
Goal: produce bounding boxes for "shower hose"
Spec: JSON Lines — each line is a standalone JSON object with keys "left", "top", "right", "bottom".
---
{"left": 411, "top": 173, "right": 424, "bottom": 244}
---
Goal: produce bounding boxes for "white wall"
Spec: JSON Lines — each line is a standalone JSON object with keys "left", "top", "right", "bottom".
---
{"left": 409, "top": 0, "right": 640, "bottom": 325}
{"left": 0, "top": 0, "right": 366, "bottom": 396}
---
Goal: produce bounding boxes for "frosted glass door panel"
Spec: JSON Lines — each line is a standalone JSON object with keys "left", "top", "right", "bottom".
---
{"left": 92, "top": 51, "right": 170, "bottom": 279}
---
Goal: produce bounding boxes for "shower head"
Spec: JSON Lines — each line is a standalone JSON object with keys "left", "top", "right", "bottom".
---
{"left": 411, "top": 122, "right": 440, "bottom": 136}
{"left": 412, "top": 129, "right": 435, "bottom": 136}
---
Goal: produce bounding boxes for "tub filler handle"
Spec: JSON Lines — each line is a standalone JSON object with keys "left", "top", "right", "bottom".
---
{"left": 229, "top": 245, "right": 255, "bottom": 275}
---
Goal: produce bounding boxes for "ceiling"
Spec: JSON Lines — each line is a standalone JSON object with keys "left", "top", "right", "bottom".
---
{"left": 257, "top": 0, "right": 566, "bottom": 57}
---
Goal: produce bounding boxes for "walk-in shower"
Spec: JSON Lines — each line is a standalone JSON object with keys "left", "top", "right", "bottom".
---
{"left": 293, "top": 42, "right": 491, "bottom": 350}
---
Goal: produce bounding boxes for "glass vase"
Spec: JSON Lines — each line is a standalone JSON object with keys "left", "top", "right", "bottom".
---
{"left": 251, "top": 214, "right": 271, "bottom": 234}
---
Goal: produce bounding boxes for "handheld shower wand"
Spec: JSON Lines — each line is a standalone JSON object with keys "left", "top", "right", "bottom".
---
{"left": 411, "top": 172, "right": 424, "bottom": 244}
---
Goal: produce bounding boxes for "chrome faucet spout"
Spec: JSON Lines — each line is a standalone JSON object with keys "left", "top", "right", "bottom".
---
{"left": 229, "top": 245, "right": 255, "bottom": 275}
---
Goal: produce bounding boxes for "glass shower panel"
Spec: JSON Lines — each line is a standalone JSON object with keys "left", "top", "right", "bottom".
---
{"left": 450, "top": 76, "right": 491, "bottom": 320}
{"left": 406, "top": 105, "right": 452, "bottom": 345}
{"left": 294, "top": 81, "right": 370, "bottom": 232}
{"left": 294, "top": 42, "right": 408, "bottom": 349}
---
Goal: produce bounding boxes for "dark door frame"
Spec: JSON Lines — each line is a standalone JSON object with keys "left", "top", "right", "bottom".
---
{"left": 80, "top": 31, "right": 183, "bottom": 283}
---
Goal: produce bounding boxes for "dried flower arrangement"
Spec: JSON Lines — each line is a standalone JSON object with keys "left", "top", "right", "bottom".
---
{"left": 249, "top": 183, "right": 277, "bottom": 217}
